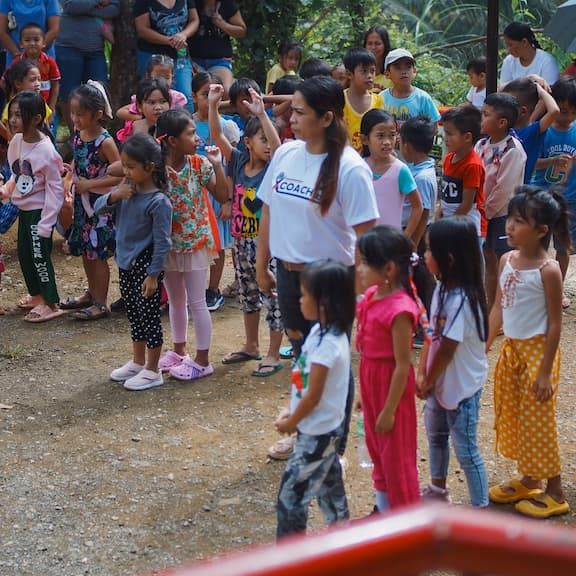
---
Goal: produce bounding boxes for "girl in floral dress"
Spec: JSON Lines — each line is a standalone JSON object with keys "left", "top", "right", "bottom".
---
{"left": 63, "top": 82, "right": 121, "bottom": 320}
{"left": 155, "top": 108, "right": 228, "bottom": 380}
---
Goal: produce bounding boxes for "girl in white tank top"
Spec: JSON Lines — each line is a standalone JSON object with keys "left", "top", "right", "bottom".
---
{"left": 486, "top": 185, "right": 570, "bottom": 519}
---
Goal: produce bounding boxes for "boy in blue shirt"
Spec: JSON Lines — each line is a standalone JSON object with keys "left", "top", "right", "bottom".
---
{"left": 502, "top": 76, "right": 559, "bottom": 183}
{"left": 532, "top": 77, "right": 576, "bottom": 303}
{"left": 380, "top": 48, "right": 440, "bottom": 129}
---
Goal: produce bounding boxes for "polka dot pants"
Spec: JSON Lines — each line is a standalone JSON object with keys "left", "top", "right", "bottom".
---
{"left": 494, "top": 336, "right": 561, "bottom": 480}
{"left": 119, "top": 248, "right": 164, "bottom": 349}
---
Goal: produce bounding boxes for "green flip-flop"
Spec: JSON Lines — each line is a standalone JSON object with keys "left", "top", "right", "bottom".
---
{"left": 252, "top": 362, "right": 284, "bottom": 378}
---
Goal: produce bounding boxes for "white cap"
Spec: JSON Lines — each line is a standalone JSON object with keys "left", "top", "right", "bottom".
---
{"left": 384, "top": 48, "right": 416, "bottom": 69}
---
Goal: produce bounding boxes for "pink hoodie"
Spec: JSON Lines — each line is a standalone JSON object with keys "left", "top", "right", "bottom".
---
{"left": 7, "top": 134, "right": 64, "bottom": 238}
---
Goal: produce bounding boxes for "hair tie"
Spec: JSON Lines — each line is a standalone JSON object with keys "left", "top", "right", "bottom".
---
{"left": 86, "top": 79, "right": 113, "bottom": 119}
{"left": 155, "top": 134, "right": 166, "bottom": 145}
{"left": 410, "top": 252, "right": 420, "bottom": 268}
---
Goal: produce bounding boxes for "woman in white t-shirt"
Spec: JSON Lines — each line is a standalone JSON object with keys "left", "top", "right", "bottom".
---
{"left": 500, "top": 22, "right": 560, "bottom": 87}
{"left": 256, "top": 75, "right": 379, "bottom": 458}
{"left": 417, "top": 216, "right": 489, "bottom": 508}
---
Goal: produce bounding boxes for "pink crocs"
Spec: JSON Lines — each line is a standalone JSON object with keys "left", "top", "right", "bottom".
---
{"left": 169, "top": 358, "right": 214, "bottom": 381}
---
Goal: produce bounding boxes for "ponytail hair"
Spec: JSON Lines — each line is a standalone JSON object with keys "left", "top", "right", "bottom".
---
{"left": 121, "top": 133, "right": 167, "bottom": 191}
{"left": 296, "top": 76, "right": 347, "bottom": 216}
{"left": 504, "top": 21, "right": 541, "bottom": 50}
{"left": 507, "top": 185, "right": 571, "bottom": 251}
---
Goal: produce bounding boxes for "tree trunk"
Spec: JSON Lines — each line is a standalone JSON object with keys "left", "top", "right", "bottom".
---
{"left": 110, "top": 0, "right": 138, "bottom": 114}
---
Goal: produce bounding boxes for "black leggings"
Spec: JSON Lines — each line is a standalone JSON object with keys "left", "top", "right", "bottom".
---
{"left": 119, "top": 248, "right": 164, "bottom": 349}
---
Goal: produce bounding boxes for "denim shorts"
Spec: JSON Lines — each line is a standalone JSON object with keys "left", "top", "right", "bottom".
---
{"left": 192, "top": 57, "right": 233, "bottom": 72}
{"left": 56, "top": 46, "right": 108, "bottom": 101}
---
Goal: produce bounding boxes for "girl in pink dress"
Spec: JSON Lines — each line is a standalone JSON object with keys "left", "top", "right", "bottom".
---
{"left": 356, "top": 225, "right": 421, "bottom": 511}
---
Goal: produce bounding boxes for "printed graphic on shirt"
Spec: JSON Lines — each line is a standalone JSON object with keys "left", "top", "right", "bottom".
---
{"left": 12, "top": 159, "right": 35, "bottom": 197}
{"left": 543, "top": 144, "right": 576, "bottom": 186}
{"left": 383, "top": 103, "right": 411, "bottom": 124}
{"left": 441, "top": 175, "right": 463, "bottom": 205}
{"left": 231, "top": 184, "right": 263, "bottom": 238}
{"left": 273, "top": 172, "right": 316, "bottom": 201}
{"left": 291, "top": 353, "right": 308, "bottom": 399}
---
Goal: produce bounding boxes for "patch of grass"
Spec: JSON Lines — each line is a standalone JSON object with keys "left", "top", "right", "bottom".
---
{"left": 0, "top": 344, "right": 27, "bottom": 360}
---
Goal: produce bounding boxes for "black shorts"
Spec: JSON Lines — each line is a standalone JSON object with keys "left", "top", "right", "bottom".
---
{"left": 484, "top": 216, "right": 512, "bottom": 257}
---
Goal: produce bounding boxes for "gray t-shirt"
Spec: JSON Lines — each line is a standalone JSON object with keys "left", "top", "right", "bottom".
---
{"left": 57, "top": 0, "right": 120, "bottom": 52}
{"left": 94, "top": 190, "right": 172, "bottom": 277}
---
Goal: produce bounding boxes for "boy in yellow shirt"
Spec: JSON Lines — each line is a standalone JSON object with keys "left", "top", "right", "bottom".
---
{"left": 343, "top": 48, "right": 383, "bottom": 153}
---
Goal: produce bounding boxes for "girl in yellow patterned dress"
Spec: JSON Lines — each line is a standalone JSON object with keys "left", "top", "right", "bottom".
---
{"left": 487, "top": 185, "right": 570, "bottom": 519}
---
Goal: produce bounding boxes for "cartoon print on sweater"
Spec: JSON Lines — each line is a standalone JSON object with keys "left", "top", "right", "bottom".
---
{"left": 12, "top": 159, "right": 35, "bottom": 197}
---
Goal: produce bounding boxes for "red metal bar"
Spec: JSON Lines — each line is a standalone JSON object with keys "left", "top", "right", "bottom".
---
{"left": 148, "top": 504, "right": 576, "bottom": 576}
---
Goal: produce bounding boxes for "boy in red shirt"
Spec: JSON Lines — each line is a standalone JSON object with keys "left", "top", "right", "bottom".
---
{"left": 438, "top": 105, "right": 486, "bottom": 239}
{"left": 8, "top": 23, "right": 61, "bottom": 112}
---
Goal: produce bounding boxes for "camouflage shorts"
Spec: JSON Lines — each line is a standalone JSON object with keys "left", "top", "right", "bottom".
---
{"left": 233, "top": 237, "right": 283, "bottom": 332}
{"left": 276, "top": 428, "right": 349, "bottom": 538}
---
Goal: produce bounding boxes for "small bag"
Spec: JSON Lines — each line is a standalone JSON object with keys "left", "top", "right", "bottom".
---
{"left": 0, "top": 200, "right": 19, "bottom": 234}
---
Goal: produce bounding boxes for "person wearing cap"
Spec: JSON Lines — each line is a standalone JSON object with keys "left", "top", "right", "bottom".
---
{"left": 380, "top": 48, "right": 440, "bottom": 130}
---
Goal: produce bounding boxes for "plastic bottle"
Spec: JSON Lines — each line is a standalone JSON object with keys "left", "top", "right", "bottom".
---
{"left": 176, "top": 47, "right": 188, "bottom": 59}
{"left": 356, "top": 414, "right": 373, "bottom": 469}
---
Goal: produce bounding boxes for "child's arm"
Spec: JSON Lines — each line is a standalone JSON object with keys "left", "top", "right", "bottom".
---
{"left": 275, "top": 363, "right": 328, "bottom": 434}
{"left": 455, "top": 187, "right": 477, "bottom": 216}
{"left": 376, "top": 313, "right": 413, "bottom": 434}
{"left": 535, "top": 261, "right": 563, "bottom": 402}
{"left": 75, "top": 138, "right": 123, "bottom": 194}
{"left": 37, "top": 158, "right": 64, "bottom": 239}
{"left": 421, "top": 337, "right": 459, "bottom": 398}
{"left": 532, "top": 83, "right": 559, "bottom": 133}
{"left": 48, "top": 80, "right": 60, "bottom": 114}
{"left": 245, "top": 88, "right": 281, "bottom": 154}
{"left": 486, "top": 256, "right": 506, "bottom": 351}
{"left": 256, "top": 204, "right": 276, "bottom": 294}
{"left": 107, "top": 160, "right": 124, "bottom": 178}
{"left": 403, "top": 189, "right": 423, "bottom": 240}
{"left": 208, "top": 84, "right": 234, "bottom": 162}
{"left": 204, "top": 145, "right": 229, "bottom": 204}
{"left": 116, "top": 103, "right": 141, "bottom": 122}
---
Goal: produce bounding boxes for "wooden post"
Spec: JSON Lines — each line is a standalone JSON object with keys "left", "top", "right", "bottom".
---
{"left": 486, "top": 0, "right": 499, "bottom": 94}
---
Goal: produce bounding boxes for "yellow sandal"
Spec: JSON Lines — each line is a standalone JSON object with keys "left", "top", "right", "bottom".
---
{"left": 489, "top": 478, "right": 543, "bottom": 504}
{"left": 515, "top": 494, "right": 570, "bottom": 518}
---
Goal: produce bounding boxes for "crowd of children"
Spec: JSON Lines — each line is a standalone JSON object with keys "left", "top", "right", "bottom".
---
{"left": 0, "top": 15, "right": 575, "bottom": 538}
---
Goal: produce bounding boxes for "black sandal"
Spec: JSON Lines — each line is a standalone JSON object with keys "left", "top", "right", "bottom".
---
{"left": 71, "top": 303, "right": 109, "bottom": 321}
{"left": 60, "top": 291, "right": 93, "bottom": 310}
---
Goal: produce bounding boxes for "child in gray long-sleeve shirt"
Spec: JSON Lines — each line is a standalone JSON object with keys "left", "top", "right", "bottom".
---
{"left": 94, "top": 133, "right": 172, "bottom": 392}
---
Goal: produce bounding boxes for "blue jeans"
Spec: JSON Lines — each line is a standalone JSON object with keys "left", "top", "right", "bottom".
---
{"left": 56, "top": 46, "right": 108, "bottom": 101}
{"left": 424, "top": 390, "right": 488, "bottom": 507}
{"left": 137, "top": 50, "right": 194, "bottom": 113}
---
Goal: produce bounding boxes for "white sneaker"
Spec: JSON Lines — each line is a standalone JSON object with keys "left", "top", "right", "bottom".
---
{"left": 110, "top": 360, "right": 144, "bottom": 382}
{"left": 123, "top": 369, "right": 164, "bottom": 391}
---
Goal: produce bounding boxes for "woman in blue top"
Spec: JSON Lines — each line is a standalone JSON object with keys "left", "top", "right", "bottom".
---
{"left": 0, "top": 0, "right": 60, "bottom": 63}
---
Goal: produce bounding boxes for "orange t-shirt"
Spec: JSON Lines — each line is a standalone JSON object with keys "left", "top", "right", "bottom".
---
{"left": 441, "top": 150, "right": 487, "bottom": 237}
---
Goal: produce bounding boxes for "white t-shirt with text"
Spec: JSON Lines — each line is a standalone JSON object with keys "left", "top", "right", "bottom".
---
{"left": 257, "top": 140, "right": 379, "bottom": 266}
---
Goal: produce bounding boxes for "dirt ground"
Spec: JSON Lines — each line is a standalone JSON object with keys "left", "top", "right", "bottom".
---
{"left": 1, "top": 227, "right": 576, "bottom": 576}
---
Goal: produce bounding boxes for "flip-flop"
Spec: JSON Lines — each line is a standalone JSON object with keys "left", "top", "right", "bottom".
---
{"left": 489, "top": 478, "right": 543, "bottom": 504}
{"left": 17, "top": 294, "right": 44, "bottom": 309}
{"left": 252, "top": 362, "right": 284, "bottom": 378}
{"left": 60, "top": 293, "right": 93, "bottom": 310}
{"left": 515, "top": 493, "right": 570, "bottom": 518}
{"left": 268, "top": 436, "right": 295, "bottom": 460}
{"left": 71, "top": 304, "right": 109, "bottom": 321}
{"left": 24, "top": 304, "right": 65, "bottom": 323}
{"left": 279, "top": 345, "right": 294, "bottom": 360}
{"left": 222, "top": 351, "right": 262, "bottom": 365}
